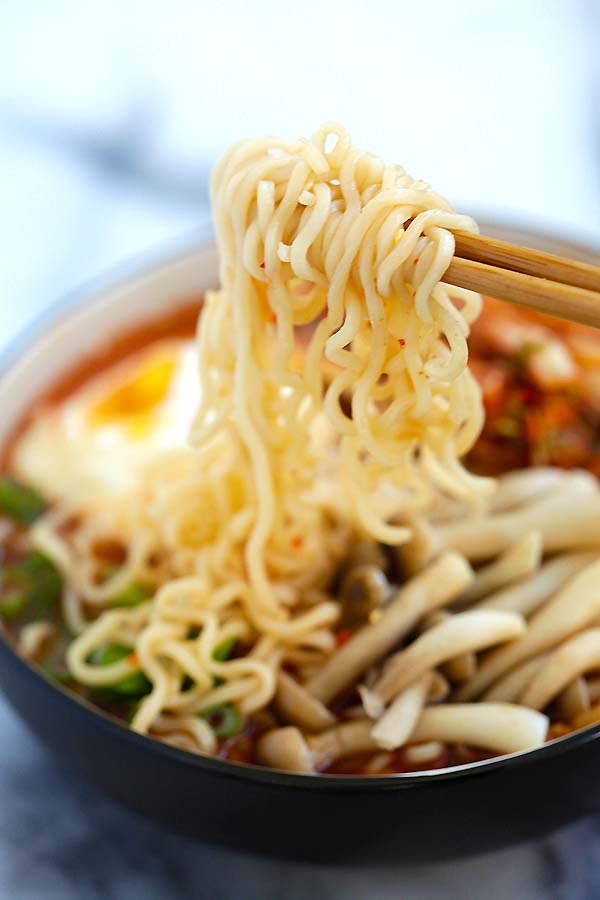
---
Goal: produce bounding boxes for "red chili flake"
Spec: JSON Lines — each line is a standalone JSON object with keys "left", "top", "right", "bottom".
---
{"left": 270, "top": 313, "right": 277, "bottom": 324}
{"left": 398, "top": 338, "right": 406, "bottom": 347}
{"left": 259, "top": 262, "right": 265, "bottom": 269}
{"left": 290, "top": 536, "right": 304, "bottom": 550}
{"left": 413, "top": 256, "right": 420, "bottom": 265}
{"left": 127, "top": 653, "right": 140, "bottom": 668}
{"left": 335, "top": 629, "right": 351, "bottom": 646}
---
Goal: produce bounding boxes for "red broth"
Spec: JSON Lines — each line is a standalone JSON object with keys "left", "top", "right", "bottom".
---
{"left": 2, "top": 295, "right": 600, "bottom": 774}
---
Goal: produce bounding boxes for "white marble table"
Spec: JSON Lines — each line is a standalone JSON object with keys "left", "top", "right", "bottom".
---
{"left": 1, "top": 1, "right": 600, "bottom": 896}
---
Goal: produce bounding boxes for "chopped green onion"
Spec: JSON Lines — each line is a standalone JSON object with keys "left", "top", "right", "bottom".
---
{"left": 110, "top": 583, "right": 152, "bottom": 608}
{"left": 211, "top": 638, "right": 235, "bottom": 686}
{"left": 0, "top": 476, "right": 45, "bottom": 524}
{"left": 0, "top": 589, "right": 27, "bottom": 617}
{"left": 19, "top": 550, "right": 59, "bottom": 578}
{"left": 90, "top": 644, "right": 151, "bottom": 697}
{"left": 109, "top": 671, "right": 151, "bottom": 698}
{"left": 92, "top": 644, "right": 132, "bottom": 666}
{"left": 0, "top": 552, "right": 62, "bottom": 619}
{"left": 201, "top": 703, "right": 243, "bottom": 739}
{"left": 212, "top": 637, "right": 236, "bottom": 662}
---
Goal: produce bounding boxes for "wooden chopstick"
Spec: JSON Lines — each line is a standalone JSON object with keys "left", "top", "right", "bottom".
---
{"left": 453, "top": 231, "right": 600, "bottom": 294}
{"left": 444, "top": 257, "right": 600, "bottom": 329}
{"left": 441, "top": 231, "right": 600, "bottom": 329}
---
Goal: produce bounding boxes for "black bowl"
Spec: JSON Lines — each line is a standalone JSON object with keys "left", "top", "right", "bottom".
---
{"left": 2, "top": 230, "right": 600, "bottom": 863}
{"left": 3, "top": 633, "right": 600, "bottom": 862}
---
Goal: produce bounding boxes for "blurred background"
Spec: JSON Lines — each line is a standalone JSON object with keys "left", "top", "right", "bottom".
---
{"left": 1, "top": 0, "right": 600, "bottom": 352}
{"left": 2, "top": 2, "right": 600, "bottom": 897}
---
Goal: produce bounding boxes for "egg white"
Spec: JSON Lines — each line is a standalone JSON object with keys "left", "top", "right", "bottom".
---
{"left": 12, "top": 340, "right": 199, "bottom": 505}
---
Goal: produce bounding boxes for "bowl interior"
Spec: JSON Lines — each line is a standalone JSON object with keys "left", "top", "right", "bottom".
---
{"left": 2, "top": 225, "right": 600, "bottom": 788}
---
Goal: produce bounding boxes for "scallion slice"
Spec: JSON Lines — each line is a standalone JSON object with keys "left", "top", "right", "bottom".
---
{"left": 90, "top": 644, "right": 151, "bottom": 697}
{"left": 0, "top": 476, "right": 44, "bottom": 524}
{"left": 201, "top": 703, "right": 243, "bottom": 738}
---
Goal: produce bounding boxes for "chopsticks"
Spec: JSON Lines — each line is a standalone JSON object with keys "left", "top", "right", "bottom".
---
{"left": 443, "top": 231, "right": 600, "bottom": 328}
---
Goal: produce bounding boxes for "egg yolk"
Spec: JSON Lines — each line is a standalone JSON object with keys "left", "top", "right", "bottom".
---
{"left": 89, "top": 351, "right": 177, "bottom": 436}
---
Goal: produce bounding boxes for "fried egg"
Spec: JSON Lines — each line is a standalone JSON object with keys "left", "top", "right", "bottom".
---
{"left": 13, "top": 340, "right": 199, "bottom": 504}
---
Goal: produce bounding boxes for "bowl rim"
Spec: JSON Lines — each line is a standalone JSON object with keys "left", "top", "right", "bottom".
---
{"left": 2, "top": 624, "right": 600, "bottom": 792}
{"left": 3, "top": 223, "right": 600, "bottom": 791}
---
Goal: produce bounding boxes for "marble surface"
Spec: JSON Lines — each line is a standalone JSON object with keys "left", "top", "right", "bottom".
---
{"left": 2, "top": 1, "right": 600, "bottom": 897}
{"left": 2, "top": 696, "right": 600, "bottom": 900}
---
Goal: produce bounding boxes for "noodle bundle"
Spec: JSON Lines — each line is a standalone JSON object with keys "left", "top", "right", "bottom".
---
{"left": 9, "top": 125, "right": 511, "bottom": 761}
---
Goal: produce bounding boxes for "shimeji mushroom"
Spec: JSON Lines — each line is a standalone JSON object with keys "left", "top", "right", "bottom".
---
{"left": 476, "top": 552, "right": 598, "bottom": 616}
{"left": 256, "top": 704, "right": 549, "bottom": 774}
{"left": 455, "top": 531, "right": 542, "bottom": 608}
{"left": 371, "top": 674, "right": 431, "bottom": 750}
{"left": 554, "top": 678, "right": 590, "bottom": 721}
{"left": 373, "top": 610, "right": 526, "bottom": 703}
{"left": 305, "top": 552, "right": 473, "bottom": 705}
{"left": 274, "top": 671, "right": 335, "bottom": 732}
{"left": 338, "top": 563, "right": 392, "bottom": 629}
{"left": 519, "top": 629, "right": 600, "bottom": 712}
{"left": 488, "top": 467, "right": 573, "bottom": 514}
{"left": 456, "top": 560, "right": 600, "bottom": 701}
{"left": 437, "top": 474, "right": 600, "bottom": 562}
{"left": 482, "top": 655, "right": 548, "bottom": 703}
{"left": 256, "top": 721, "right": 378, "bottom": 773}
{"left": 409, "top": 704, "right": 548, "bottom": 755}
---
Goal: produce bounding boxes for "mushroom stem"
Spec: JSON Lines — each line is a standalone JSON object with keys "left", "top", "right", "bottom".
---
{"left": 587, "top": 676, "right": 600, "bottom": 704}
{"left": 519, "top": 629, "right": 600, "bottom": 711}
{"left": 438, "top": 473, "right": 600, "bottom": 561}
{"left": 455, "top": 531, "right": 542, "bottom": 608}
{"left": 371, "top": 674, "right": 431, "bottom": 751}
{"left": 482, "top": 654, "right": 548, "bottom": 703}
{"left": 477, "top": 552, "right": 598, "bottom": 616}
{"left": 256, "top": 720, "right": 381, "bottom": 773}
{"left": 308, "top": 720, "right": 378, "bottom": 768}
{"left": 555, "top": 678, "right": 590, "bottom": 721}
{"left": 305, "top": 552, "right": 472, "bottom": 705}
{"left": 455, "top": 560, "right": 600, "bottom": 701}
{"left": 255, "top": 727, "right": 314, "bottom": 773}
{"left": 411, "top": 703, "right": 549, "bottom": 754}
{"left": 443, "top": 652, "right": 477, "bottom": 683}
{"left": 420, "top": 611, "right": 476, "bottom": 684}
{"left": 428, "top": 671, "right": 451, "bottom": 702}
{"left": 438, "top": 476, "right": 600, "bottom": 562}
{"left": 404, "top": 741, "right": 445, "bottom": 766}
{"left": 274, "top": 671, "right": 335, "bottom": 732}
{"left": 393, "top": 516, "right": 442, "bottom": 575}
{"left": 489, "top": 468, "right": 571, "bottom": 513}
{"left": 374, "top": 610, "right": 525, "bottom": 703}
